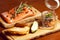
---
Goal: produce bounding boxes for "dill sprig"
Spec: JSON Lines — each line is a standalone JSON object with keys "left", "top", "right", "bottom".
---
{"left": 15, "top": 2, "right": 32, "bottom": 14}
{"left": 11, "top": 2, "right": 32, "bottom": 18}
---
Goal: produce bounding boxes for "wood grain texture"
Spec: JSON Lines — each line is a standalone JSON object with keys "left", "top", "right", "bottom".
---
{"left": 0, "top": 0, "right": 60, "bottom": 40}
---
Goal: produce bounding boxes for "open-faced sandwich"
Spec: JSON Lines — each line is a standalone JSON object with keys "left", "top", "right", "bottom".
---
{"left": 0, "top": 3, "right": 41, "bottom": 28}
{"left": 0, "top": 3, "right": 41, "bottom": 35}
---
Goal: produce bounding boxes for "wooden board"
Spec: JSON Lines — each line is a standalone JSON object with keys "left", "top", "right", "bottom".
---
{"left": 2, "top": 20, "right": 60, "bottom": 40}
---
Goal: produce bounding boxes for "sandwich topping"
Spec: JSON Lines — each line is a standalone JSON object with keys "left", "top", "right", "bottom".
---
{"left": 42, "top": 11, "right": 56, "bottom": 28}
{"left": 1, "top": 3, "right": 35, "bottom": 24}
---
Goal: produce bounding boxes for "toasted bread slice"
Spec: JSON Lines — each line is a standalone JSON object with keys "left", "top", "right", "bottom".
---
{"left": 2, "top": 26, "right": 30, "bottom": 35}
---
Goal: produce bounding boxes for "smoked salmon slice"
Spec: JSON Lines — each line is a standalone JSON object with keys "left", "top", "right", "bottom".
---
{"left": 0, "top": 3, "right": 35, "bottom": 24}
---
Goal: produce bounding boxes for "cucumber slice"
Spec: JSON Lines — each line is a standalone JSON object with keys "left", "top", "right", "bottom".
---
{"left": 31, "top": 21, "right": 38, "bottom": 33}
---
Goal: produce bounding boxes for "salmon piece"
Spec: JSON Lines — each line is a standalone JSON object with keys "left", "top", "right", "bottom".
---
{"left": 1, "top": 7, "right": 34, "bottom": 24}
{"left": 9, "top": 8, "right": 15, "bottom": 14}
{"left": 1, "top": 12, "right": 13, "bottom": 23}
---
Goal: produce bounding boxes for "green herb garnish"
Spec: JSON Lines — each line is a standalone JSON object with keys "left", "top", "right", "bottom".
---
{"left": 16, "top": 3, "right": 32, "bottom": 14}
{"left": 46, "top": 12, "right": 53, "bottom": 18}
{"left": 11, "top": 3, "right": 32, "bottom": 18}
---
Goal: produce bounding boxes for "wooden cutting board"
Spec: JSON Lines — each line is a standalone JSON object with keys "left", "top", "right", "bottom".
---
{"left": 2, "top": 20, "right": 60, "bottom": 40}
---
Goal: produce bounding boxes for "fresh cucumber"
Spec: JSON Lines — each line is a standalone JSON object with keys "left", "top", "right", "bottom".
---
{"left": 31, "top": 21, "right": 38, "bottom": 33}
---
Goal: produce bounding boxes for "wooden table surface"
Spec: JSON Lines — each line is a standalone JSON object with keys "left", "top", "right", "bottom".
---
{"left": 0, "top": 0, "right": 60, "bottom": 40}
